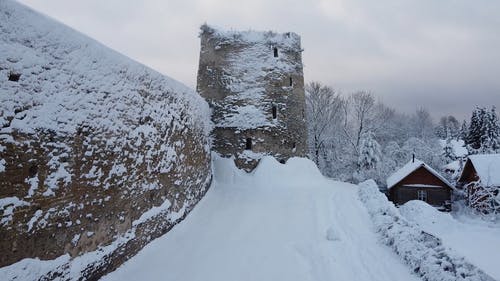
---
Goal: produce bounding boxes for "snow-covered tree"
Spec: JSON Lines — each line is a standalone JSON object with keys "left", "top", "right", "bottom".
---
{"left": 442, "top": 137, "right": 456, "bottom": 163}
{"left": 458, "top": 120, "right": 468, "bottom": 141}
{"left": 466, "top": 181, "right": 500, "bottom": 215}
{"left": 343, "top": 91, "right": 376, "bottom": 154}
{"left": 465, "top": 106, "right": 500, "bottom": 154}
{"left": 305, "top": 82, "right": 344, "bottom": 168}
{"left": 401, "top": 137, "right": 445, "bottom": 169}
{"left": 435, "top": 115, "right": 460, "bottom": 139}
{"left": 357, "top": 130, "right": 382, "bottom": 170}
{"left": 479, "top": 106, "right": 500, "bottom": 153}
{"left": 411, "top": 108, "right": 435, "bottom": 141}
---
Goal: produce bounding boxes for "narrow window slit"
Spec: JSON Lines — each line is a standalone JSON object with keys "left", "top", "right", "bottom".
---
{"left": 289, "top": 77, "right": 293, "bottom": 86}
{"left": 245, "top": 138, "right": 252, "bottom": 150}
{"left": 272, "top": 106, "right": 277, "bottom": 119}
{"left": 273, "top": 47, "right": 278, "bottom": 57}
{"left": 9, "top": 72, "right": 21, "bottom": 82}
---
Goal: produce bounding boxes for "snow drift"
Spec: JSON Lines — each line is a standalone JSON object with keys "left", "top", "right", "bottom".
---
{"left": 0, "top": 0, "right": 211, "bottom": 279}
{"left": 358, "top": 180, "right": 495, "bottom": 281}
{"left": 101, "top": 155, "right": 419, "bottom": 281}
{"left": 400, "top": 200, "right": 500, "bottom": 279}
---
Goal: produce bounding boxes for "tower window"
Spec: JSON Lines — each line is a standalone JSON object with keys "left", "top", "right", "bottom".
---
{"left": 9, "top": 72, "right": 21, "bottom": 82}
{"left": 273, "top": 47, "right": 278, "bottom": 57}
{"left": 272, "top": 106, "right": 277, "bottom": 119}
{"left": 289, "top": 77, "right": 293, "bottom": 86}
{"left": 292, "top": 142, "right": 296, "bottom": 149}
{"left": 245, "top": 138, "right": 252, "bottom": 150}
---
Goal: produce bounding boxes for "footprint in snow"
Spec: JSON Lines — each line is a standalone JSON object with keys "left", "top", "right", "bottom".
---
{"left": 326, "top": 226, "right": 341, "bottom": 241}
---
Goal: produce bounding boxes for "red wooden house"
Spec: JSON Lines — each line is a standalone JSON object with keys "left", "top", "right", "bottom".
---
{"left": 387, "top": 158, "right": 454, "bottom": 210}
{"left": 457, "top": 154, "right": 500, "bottom": 212}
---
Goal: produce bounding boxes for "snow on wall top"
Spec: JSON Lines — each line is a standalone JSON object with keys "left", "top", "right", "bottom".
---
{"left": 467, "top": 154, "right": 500, "bottom": 186}
{"left": 201, "top": 25, "right": 302, "bottom": 130}
{"left": 201, "top": 24, "right": 300, "bottom": 49}
{"left": 386, "top": 159, "right": 453, "bottom": 189}
{"left": 0, "top": 0, "right": 210, "bottom": 137}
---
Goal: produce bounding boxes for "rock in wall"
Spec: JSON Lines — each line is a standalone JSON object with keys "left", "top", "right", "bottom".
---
{"left": 0, "top": 1, "right": 211, "bottom": 279}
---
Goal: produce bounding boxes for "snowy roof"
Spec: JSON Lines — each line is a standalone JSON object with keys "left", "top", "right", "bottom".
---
{"left": 201, "top": 24, "right": 300, "bottom": 49}
{"left": 467, "top": 154, "right": 500, "bottom": 186}
{"left": 386, "top": 159, "right": 453, "bottom": 190}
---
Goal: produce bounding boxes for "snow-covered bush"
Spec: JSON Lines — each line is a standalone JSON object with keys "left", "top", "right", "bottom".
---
{"left": 466, "top": 181, "right": 500, "bottom": 215}
{"left": 358, "top": 180, "right": 495, "bottom": 281}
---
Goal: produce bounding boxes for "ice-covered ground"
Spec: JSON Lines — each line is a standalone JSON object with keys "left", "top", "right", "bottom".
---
{"left": 102, "top": 155, "right": 418, "bottom": 281}
{"left": 400, "top": 200, "right": 500, "bottom": 280}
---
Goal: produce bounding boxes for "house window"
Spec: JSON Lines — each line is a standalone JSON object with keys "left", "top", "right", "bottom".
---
{"left": 417, "top": 190, "right": 427, "bottom": 202}
{"left": 245, "top": 138, "right": 252, "bottom": 150}
{"left": 273, "top": 47, "right": 278, "bottom": 57}
{"left": 289, "top": 77, "right": 293, "bottom": 86}
{"left": 272, "top": 106, "right": 277, "bottom": 119}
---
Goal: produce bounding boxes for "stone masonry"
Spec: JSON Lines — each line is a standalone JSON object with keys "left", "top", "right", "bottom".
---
{"left": 197, "top": 25, "right": 308, "bottom": 171}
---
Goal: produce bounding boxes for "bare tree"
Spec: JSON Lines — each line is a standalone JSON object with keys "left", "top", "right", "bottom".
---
{"left": 305, "top": 82, "right": 344, "bottom": 166}
{"left": 343, "top": 91, "right": 376, "bottom": 154}
{"left": 412, "top": 107, "right": 435, "bottom": 140}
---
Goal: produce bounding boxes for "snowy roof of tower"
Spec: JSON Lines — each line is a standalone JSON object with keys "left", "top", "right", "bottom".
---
{"left": 201, "top": 24, "right": 300, "bottom": 48}
{"left": 386, "top": 159, "right": 454, "bottom": 190}
{"left": 466, "top": 154, "right": 500, "bottom": 186}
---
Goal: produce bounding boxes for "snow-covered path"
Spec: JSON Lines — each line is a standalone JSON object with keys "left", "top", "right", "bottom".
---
{"left": 102, "top": 156, "right": 418, "bottom": 281}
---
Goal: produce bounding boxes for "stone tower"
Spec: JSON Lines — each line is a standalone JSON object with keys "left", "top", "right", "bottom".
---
{"left": 197, "top": 24, "right": 307, "bottom": 171}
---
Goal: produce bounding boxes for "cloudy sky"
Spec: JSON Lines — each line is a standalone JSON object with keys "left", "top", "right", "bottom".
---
{"left": 18, "top": 0, "right": 500, "bottom": 120}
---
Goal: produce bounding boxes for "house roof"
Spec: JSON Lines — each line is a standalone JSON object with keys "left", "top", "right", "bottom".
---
{"left": 465, "top": 154, "right": 500, "bottom": 186}
{"left": 386, "top": 159, "right": 454, "bottom": 190}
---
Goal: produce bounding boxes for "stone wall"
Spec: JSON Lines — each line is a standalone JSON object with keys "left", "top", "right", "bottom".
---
{"left": 197, "top": 25, "right": 308, "bottom": 171}
{"left": 0, "top": 1, "right": 212, "bottom": 279}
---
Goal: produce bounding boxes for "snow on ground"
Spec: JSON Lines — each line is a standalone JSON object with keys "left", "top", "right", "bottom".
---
{"left": 359, "top": 180, "right": 495, "bottom": 281}
{"left": 400, "top": 200, "right": 500, "bottom": 280}
{"left": 102, "top": 155, "right": 418, "bottom": 281}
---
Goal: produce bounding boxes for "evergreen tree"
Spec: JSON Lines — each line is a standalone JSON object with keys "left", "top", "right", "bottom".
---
{"left": 442, "top": 137, "right": 456, "bottom": 163}
{"left": 357, "top": 131, "right": 381, "bottom": 170}
{"left": 466, "top": 107, "right": 486, "bottom": 152}
{"left": 479, "top": 106, "right": 500, "bottom": 153}
{"left": 458, "top": 120, "right": 468, "bottom": 141}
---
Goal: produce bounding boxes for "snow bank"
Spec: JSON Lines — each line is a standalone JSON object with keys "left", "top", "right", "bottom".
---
{"left": 358, "top": 180, "right": 495, "bottom": 281}
{"left": 213, "top": 153, "right": 326, "bottom": 188}
{"left": 401, "top": 200, "right": 500, "bottom": 279}
{"left": 400, "top": 200, "right": 456, "bottom": 230}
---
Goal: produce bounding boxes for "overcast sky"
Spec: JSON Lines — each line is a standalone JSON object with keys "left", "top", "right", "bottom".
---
{"left": 18, "top": 0, "right": 500, "bottom": 120}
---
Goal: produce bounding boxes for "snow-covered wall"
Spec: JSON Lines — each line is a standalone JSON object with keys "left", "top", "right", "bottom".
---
{"left": 0, "top": 0, "right": 211, "bottom": 278}
{"left": 358, "top": 180, "right": 495, "bottom": 281}
{"left": 197, "top": 24, "right": 308, "bottom": 171}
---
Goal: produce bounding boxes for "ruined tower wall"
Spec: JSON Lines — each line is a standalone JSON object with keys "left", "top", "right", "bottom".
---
{"left": 197, "top": 25, "right": 308, "bottom": 170}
